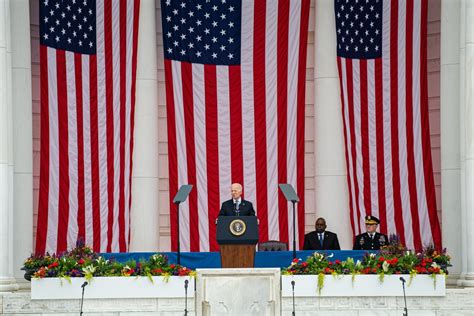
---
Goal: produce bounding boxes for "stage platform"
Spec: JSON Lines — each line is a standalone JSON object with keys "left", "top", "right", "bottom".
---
{"left": 100, "top": 250, "right": 371, "bottom": 269}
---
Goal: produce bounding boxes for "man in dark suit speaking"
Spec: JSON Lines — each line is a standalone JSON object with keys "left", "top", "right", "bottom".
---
{"left": 218, "top": 183, "right": 255, "bottom": 216}
{"left": 303, "top": 217, "right": 341, "bottom": 250}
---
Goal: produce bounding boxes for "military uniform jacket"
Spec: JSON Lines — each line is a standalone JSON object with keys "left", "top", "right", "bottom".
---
{"left": 353, "top": 232, "right": 388, "bottom": 250}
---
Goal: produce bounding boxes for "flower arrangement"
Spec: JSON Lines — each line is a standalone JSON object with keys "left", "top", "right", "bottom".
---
{"left": 22, "top": 243, "right": 195, "bottom": 281}
{"left": 283, "top": 236, "right": 451, "bottom": 292}
{"left": 284, "top": 236, "right": 450, "bottom": 277}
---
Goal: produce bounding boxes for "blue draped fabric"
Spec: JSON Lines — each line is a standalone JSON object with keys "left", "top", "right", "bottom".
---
{"left": 100, "top": 250, "right": 374, "bottom": 270}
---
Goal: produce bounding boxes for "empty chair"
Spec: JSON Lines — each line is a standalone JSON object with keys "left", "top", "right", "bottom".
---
{"left": 258, "top": 240, "right": 288, "bottom": 251}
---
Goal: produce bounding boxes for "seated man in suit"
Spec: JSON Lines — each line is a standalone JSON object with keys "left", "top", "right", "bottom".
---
{"left": 353, "top": 215, "right": 388, "bottom": 250}
{"left": 303, "top": 217, "right": 340, "bottom": 250}
{"left": 218, "top": 183, "right": 255, "bottom": 216}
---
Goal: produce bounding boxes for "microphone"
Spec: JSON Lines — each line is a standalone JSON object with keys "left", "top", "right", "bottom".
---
{"left": 233, "top": 202, "right": 240, "bottom": 216}
{"left": 184, "top": 279, "right": 189, "bottom": 316}
{"left": 80, "top": 281, "right": 88, "bottom": 315}
{"left": 291, "top": 280, "right": 296, "bottom": 316}
{"left": 399, "top": 276, "right": 408, "bottom": 315}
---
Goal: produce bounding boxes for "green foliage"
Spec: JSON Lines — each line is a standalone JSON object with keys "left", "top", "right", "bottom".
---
{"left": 283, "top": 237, "right": 451, "bottom": 277}
{"left": 22, "top": 245, "right": 195, "bottom": 280}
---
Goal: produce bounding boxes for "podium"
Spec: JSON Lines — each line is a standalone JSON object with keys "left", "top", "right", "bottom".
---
{"left": 216, "top": 216, "right": 259, "bottom": 268}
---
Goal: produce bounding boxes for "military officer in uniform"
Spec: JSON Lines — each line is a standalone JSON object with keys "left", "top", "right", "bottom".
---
{"left": 353, "top": 215, "right": 388, "bottom": 250}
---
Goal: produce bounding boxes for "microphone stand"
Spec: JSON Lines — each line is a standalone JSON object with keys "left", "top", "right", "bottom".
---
{"left": 176, "top": 201, "right": 181, "bottom": 265}
{"left": 184, "top": 279, "right": 189, "bottom": 316}
{"left": 173, "top": 185, "right": 193, "bottom": 266}
{"left": 291, "top": 280, "right": 296, "bottom": 316}
{"left": 80, "top": 281, "right": 88, "bottom": 316}
{"left": 291, "top": 200, "right": 296, "bottom": 259}
{"left": 278, "top": 184, "right": 299, "bottom": 259}
{"left": 234, "top": 202, "right": 240, "bottom": 217}
{"left": 400, "top": 277, "right": 408, "bottom": 316}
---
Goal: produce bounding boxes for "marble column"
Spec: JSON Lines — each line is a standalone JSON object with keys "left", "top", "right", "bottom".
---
{"left": 10, "top": 0, "right": 33, "bottom": 289}
{"left": 0, "top": 0, "right": 19, "bottom": 292}
{"left": 313, "top": 0, "right": 352, "bottom": 249}
{"left": 129, "top": 0, "right": 160, "bottom": 251}
{"left": 458, "top": 0, "right": 474, "bottom": 287}
{"left": 440, "top": 0, "right": 462, "bottom": 285}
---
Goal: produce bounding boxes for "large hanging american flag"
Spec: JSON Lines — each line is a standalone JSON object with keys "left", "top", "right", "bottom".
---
{"left": 335, "top": 0, "right": 441, "bottom": 250}
{"left": 162, "top": 0, "right": 310, "bottom": 251}
{"left": 36, "top": 0, "right": 140, "bottom": 254}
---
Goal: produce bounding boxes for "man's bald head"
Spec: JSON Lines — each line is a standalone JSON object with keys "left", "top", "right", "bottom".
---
{"left": 315, "top": 217, "right": 327, "bottom": 233}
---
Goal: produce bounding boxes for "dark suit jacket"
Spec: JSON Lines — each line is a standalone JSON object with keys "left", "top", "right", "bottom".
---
{"left": 353, "top": 232, "right": 388, "bottom": 250}
{"left": 218, "top": 199, "right": 255, "bottom": 217}
{"left": 303, "top": 231, "right": 341, "bottom": 250}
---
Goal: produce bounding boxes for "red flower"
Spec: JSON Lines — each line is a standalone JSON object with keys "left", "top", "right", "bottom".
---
{"left": 416, "top": 267, "right": 427, "bottom": 273}
{"left": 35, "top": 267, "right": 47, "bottom": 278}
{"left": 378, "top": 257, "right": 385, "bottom": 262}
{"left": 48, "top": 261, "right": 59, "bottom": 269}
{"left": 178, "top": 268, "right": 189, "bottom": 276}
{"left": 152, "top": 268, "right": 163, "bottom": 275}
{"left": 335, "top": 260, "right": 341, "bottom": 265}
{"left": 78, "top": 259, "right": 85, "bottom": 265}
{"left": 170, "top": 264, "right": 176, "bottom": 269}
{"left": 302, "top": 262, "right": 308, "bottom": 267}
{"left": 292, "top": 258, "right": 299, "bottom": 263}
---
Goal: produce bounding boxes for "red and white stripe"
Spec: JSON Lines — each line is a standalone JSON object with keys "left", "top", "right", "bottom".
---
{"left": 165, "top": 0, "right": 310, "bottom": 252}
{"left": 336, "top": 0, "right": 441, "bottom": 250}
{"left": 36, "top": 0, "right": 141, "bottom": 255}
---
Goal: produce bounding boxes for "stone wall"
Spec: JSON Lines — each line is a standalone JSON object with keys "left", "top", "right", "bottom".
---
{"left": 2, "top": 288, "right": 474, "bottom": 315}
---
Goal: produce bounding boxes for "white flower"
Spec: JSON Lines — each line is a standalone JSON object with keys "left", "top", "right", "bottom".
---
{"left": 382, "top": 261, "right": 390, "bottom": 272}
{"left": 82, "top": 264, "right": 96, "bottom": 274}
{"left": 96, "top": 257, "right": 109, "bottom": 265}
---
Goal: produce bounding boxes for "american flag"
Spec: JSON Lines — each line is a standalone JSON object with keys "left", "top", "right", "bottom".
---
{"left": 162, "top": 0, "right": 310, "bottom": 251}
{"left": 36, "top": 0, "right": 140, "bottom": 254}
{"left": 335, "top": 0, "right": 442, "bottom": 250}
